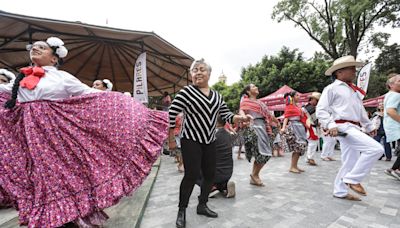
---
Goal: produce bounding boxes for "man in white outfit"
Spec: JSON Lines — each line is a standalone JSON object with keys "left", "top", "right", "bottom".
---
{"left": 303, "top": 92, "right": 322, "bottom": 166}
{"left": 320, "top": 135, "right": 337, "bottom": 161}
{"left": 316, "top": 56, "right": 383, "bottom": 201}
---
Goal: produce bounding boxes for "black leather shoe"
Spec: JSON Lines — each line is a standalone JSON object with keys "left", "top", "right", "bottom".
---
{"left": 196, "top": 204, "right": 218, "bottom": 218}
{"left": 176, "top": 208, "right": 186, "bottom": 228}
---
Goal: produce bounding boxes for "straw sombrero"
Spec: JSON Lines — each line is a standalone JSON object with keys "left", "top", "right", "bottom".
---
{"left": 325, "top": 55, "right": 364, "bottom": 76}
{"left": 309, "top": 92, "right": 321, "bottom": 100}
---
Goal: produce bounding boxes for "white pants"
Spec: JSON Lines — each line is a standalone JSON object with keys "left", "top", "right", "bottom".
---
{"left": 321, "top": 136, "right": 336, "bottom": 159}
{"left": 333, "top": 123, "right": 383, "bottom": 197}
{"left": 306, "top": 139, "right": 319, "bottom": 160}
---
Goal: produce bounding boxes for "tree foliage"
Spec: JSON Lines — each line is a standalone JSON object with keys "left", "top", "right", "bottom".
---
{"left": 366, "top": 71, "right": 388, "bottom": 98}
{"left": 212, "top": 47, "right": 332, "bottom": 111}
{"left": 212, "top": 43, "right": 397, "bottom": 109}
{"left": 272, "top": 0, "right": 400, "bottom": 59}
{"left": 212, "top": 81, "right": 243, "bottom": 112}
{"left": 365, "top": 42, "right": 400, "bottom": 98}
{"left": 375, "top": 43, "right": 400, "bottom": 74}
{"left": 240, "top": 47, "right": 331, "bottom": 97}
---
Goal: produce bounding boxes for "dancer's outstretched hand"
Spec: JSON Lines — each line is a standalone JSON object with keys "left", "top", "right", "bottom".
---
{"left": 328, "top": 127, "right": 338, "bottom": 137}
{"left": 368, "top": 129, "right": 377, "bottom": 137}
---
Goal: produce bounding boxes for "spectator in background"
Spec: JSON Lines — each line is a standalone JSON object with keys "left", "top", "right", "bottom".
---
{"left": 162, "top": 91, "right": 172, "bottom": 111}
{"left": 303, "top": 92, "right": 322, "bottom": 166}
{"left": 173, "top": 113, "right": 184, "bottom": 172}
{"left": 233, "top": 121, "right": 245, "bottom": 159}
{"left": 383, "top": 74, "right": 400, "bottom": 180}
{"left": 320, "top": 134, "right": 337, "bottom": 161}
{"left": 92, "top": 79, "right": 113, "bottom": 91}
{"left": 371, "top": 103, "right": 392, "bottom": 161}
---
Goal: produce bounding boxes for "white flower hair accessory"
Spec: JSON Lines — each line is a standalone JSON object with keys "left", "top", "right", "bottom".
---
{"left": 0, "top": 68, "right": 16, "bottom": 82}
{"left": 46, "top": 37, "right": 68, "bottom": 58}
{"left": 102, "top": 79, "right": 113, "bottom": 91}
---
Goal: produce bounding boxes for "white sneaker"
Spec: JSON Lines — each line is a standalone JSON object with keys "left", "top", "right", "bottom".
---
{"left": 208, "top": 188, "right": 219, "bottom": 198}
{"left": 391, "top": 170, "right": 400, "bottom": 181}
{"left": 226, "top": 181, "right": 236, "bottom": 198}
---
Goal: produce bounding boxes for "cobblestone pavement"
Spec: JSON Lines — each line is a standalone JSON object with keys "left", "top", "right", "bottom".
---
{"left": 140, "top": 148, "right": 400, "bottom": 228}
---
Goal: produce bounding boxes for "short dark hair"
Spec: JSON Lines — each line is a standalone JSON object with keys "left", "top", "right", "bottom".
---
{"left": 240, "top": 84, "right": 252, "bottom": 97}
{"left": 284, "top": 90, "right": 296, "bottom": 99}
{"left": 217, "top": 115, "right": 225, "bottom": 126}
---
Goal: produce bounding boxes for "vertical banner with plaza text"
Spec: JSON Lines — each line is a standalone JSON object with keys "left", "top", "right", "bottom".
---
{"left": 133, "top": 52, "right": 148, "bottom": 103}
{"left": 357, "top": 62, "right": 372, "bottom": 100}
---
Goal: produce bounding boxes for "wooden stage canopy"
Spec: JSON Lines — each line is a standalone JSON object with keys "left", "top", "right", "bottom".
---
{"left": 0, "top": 11, "right": 194, "bottom": 96}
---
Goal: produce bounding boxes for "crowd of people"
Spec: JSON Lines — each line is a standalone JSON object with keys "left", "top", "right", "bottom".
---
{"left": 0, "top": 36, "right": 398, "bottom": 228}
{"left": 166, "top": 56, "right": 399, "bottom": 228}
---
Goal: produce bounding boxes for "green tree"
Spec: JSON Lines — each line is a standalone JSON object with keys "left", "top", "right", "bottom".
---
{"left": 272, "top": 0, "right": 400, "bottom": 59}
{"left": 375, "top": 43, "right": 400, "bottom": 74}
{"left": 366, "top": 71, "right": 388, "bottom": 98}
{"left": 240, "top": 47, "right": 331, "bottom": 96}
{"left": 364, "top": 43, "right": 400, "bottom": 98}
{"left": 212, "top": 81, "right": 242, "bottom": 111}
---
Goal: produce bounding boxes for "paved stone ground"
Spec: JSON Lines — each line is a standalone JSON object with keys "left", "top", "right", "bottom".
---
{"left": 0, "top": 159, "right": 162, "bottom": 228}
{"left": 140, "top": 148, "right": 400, "bottom": 228}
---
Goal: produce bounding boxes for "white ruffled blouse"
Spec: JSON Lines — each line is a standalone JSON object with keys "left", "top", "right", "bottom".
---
{"left": 0, "top": 66, "right": 99, "bottom": 102}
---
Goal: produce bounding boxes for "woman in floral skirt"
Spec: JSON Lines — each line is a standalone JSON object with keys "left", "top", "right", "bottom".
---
{"left": 0, "top": 37, "right": 168, "bottom": 227}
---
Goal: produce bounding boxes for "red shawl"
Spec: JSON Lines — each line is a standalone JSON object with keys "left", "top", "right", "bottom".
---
{"left": 240, "top": 97, "right": 272, "bottom": 134}
{"left": 284, "top": 104, "right": 308, "bottom": 129}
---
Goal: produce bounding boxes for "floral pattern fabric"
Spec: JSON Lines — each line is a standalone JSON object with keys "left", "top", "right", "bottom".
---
{"left": 243, "top": 127, "right": 271, "bottom": 164}
{"left": 0, "top": 186, "right": 13, "bottom": 208}
{"left": 0, "top": 92, "right": 168, "bottom": 228}
{"left": 282, "top": 124, "right": 307, "bottom": 155}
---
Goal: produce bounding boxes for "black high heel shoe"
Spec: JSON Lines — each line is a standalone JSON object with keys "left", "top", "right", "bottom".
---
{"left": 196, "top": 204, "right": 218, "bottom": 218}
{"left": 176, "top": 207, "right": 186, "bottom": 228}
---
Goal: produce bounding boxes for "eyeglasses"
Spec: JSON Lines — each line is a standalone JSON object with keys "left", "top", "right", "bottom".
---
{"left": 191, "top": 67, "right": 208, "bottom": 73}
{"left": 26, "top": 41, "right": 51, "bottom": 51}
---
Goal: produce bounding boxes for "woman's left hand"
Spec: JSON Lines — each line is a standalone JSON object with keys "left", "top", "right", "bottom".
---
{"left": 242, "top": 114, "right": 253, "bottom": 125}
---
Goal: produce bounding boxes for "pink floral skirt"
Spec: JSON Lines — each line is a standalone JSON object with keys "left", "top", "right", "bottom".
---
{"left": 0, "top": 92, "right": 168, "bottom": 227}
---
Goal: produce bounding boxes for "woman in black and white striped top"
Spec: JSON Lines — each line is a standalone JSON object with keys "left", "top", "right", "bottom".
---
{"left": 169, "top": 59, "right": 250, "bottom": 228}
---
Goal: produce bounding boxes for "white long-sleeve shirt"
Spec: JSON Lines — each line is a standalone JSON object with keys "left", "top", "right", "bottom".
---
{"left": 0, "top": 66, "right": 98, "bottom": 102}
{"left": 316, "top": 79, "right": 374, "bottom": 132}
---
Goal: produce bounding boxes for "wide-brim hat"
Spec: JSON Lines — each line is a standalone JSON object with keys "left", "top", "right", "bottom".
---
{"left": 325, "top": 55, "right": 364, "bottom": 76}
{"left": 309, "top": 92, "right": 321, "bottom": 100}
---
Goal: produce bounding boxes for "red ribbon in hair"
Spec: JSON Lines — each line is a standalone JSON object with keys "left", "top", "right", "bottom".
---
{"left": 19, "top": 66, "right": 45, "bottom": 90}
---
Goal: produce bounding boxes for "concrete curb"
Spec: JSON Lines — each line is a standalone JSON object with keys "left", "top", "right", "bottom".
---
{"left": 0, "top": 157, "right": 162, "bottom": 228}
{"left": 134, "top": 158, "right": 161, "bottom": 228}
{"left": 104, "top": 157, "right": 162, "bottom": 228}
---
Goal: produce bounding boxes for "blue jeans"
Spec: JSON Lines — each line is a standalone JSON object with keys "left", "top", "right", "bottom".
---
{"left": 374, "top": 133, "right": 392, "bottom": 160}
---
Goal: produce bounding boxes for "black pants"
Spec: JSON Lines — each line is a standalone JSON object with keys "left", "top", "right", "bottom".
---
{"left": 178, "top": 139, "right": 216, "bottom": 208}
{"left": 392, "top": 139, "right": 400, "bottom": 170}
{"left": 392, "top": 156, "right": 400, "bottom": 170}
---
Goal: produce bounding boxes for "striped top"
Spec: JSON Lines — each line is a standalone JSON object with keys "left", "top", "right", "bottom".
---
{"left": 169, "top": 85, "right": 235, "bottom": 144}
